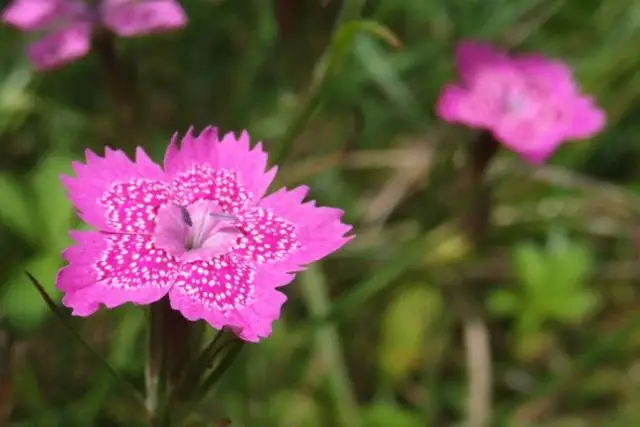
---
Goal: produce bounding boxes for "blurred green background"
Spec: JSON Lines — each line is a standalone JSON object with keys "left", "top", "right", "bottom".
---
{"left": 2, "top": 0, "right": 640, "bottom": 426}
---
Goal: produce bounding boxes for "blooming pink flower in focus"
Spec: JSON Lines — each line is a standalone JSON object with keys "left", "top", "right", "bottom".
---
{"left": 437, "top": 40, "right": 606, "bottom": 164}
{"left": 56, "top": 128, "right": 353, "bottom": 342}
{"left": 1, "top": 0, "right": 187, "bottom": 71}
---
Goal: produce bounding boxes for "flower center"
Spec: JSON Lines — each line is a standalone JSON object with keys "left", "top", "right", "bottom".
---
{"left": 154, "top": 200, "right": 242, "bottom": 262}
{"left": 502, "top": 83, "right": 564, "bottom": 130}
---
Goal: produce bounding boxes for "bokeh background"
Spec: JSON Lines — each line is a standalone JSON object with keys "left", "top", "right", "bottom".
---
{"left": 2, "top": 0, "right": 640, "bottom": 426}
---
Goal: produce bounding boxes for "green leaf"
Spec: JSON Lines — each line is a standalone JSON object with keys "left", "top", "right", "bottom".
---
{"left": 547, "top": 239, "right": 593, "bottom": 292}
{"left": 354, "top": 36, "right": 424, "bottom": 125}
{"left": 486, "top": 289, "right": 520, "bottom": 316}
{"left": 361, "top": 402, "right": 422, "bottom": 427}
{"left": 511, "top": 241, "right": 548, "bottom": 291}
{"left": 0, "top": 63, "right": 36, "bottom": 135}
{"left": 554, "top": 290, "right": 600, "bottom": 324}
{"left": 378, "top": 284, "right": 443, "bottom": 387}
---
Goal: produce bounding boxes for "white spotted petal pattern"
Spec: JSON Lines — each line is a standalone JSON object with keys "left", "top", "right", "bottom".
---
{"left": 56, "top": 127, "right": 353, "bottom": 342}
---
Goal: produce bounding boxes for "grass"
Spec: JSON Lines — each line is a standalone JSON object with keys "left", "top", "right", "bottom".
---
{"left": 1, "top": 0, "right": 640, "bottom": 426}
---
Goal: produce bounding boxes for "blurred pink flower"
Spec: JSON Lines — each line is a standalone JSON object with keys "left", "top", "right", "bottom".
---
{"left": 2, "top": 0, "right": 187, "bottom": 71}
{"left": 56, "top": 128, "right": 353, "bottom": 342}
{"left": 437, "top": 40, "right": 606, "bottom": 164}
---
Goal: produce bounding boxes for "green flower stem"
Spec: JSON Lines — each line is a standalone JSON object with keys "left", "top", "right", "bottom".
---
{"left": 335, "top": 0, "right": 368, "bottom": 28}
{"left": 454, "top": 132, "right": 500, "bottom": 427}
{"left": 93, "top": 30, "right": 146, "bottom": 153}
{"left": 146, "top": 302, "right": 168, "bottom": 426}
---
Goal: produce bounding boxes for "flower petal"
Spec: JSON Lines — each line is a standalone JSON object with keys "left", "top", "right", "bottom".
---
{"left": 2, "top": 0, "right": 57, "bottom": 30}
{"left": 257, "top": 186, "right": 353, "bottom": 271}
{"left": 514, "top": 54, "right": 578, "bottom": 98}
{"left": 493, "top": 119, "right": 563, "bottom": 164}
{"left": 234, "top": 206, "right": 301, "bottom": 265}
{"left": 564, "top": 95, "right": 606, "bottom": 140}
{"left": 164, "top": 128, "right": 277, "bottom": 203}
{"left": 231, "top": 268, "right": 293, "bottom": 342}
{"left": 455, "top": 39, "right": 510, "bottom": 86}
{"left": 56, "top": 231, "right": 178, "bottom": 316}
{"left": 170, "top": 164, "right": 251, "bottom": 214}
{"left": 61, "top": 146, "right": 170, "bottom": 233}
{"left": 436, "top": 84, "right": 495, "bottom": 128}
{"left": 168, "top": 254, "right": 293, "bottom": 342}
{"left": 102, "top": 0, "right": 187, "bottom": 37}
{"left": 26, "top": 22, "right": 91, "bottom": 71}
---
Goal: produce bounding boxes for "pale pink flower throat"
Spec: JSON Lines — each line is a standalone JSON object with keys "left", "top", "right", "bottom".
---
{"left": 156, "top": 199, "right": 244, "bottom": 263}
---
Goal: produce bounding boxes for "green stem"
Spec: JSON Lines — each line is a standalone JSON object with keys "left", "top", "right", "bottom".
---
{"left": 166, "top": 330, "right": 225, "bottom": 407}
{"left": 196, "top": 340, "right": 245, "bottom": 398}
{"left": 455, "top": 132, "right": 499, "bottom": 427}
{"left": 93, "top": 30, "right": 145, "bottom": 152}
{"left": 335, "top": 0, "right": 368, "bottom": 27}
{"left": 146, "top": 302, "right": 168, "bottom": 426}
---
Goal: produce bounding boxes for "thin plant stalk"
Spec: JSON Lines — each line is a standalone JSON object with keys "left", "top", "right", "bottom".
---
{"left": 455, "top": 132, "right": 499, "bottom": 427}
{"left": 92, "top": 29, "right": 146, "bottom": 152}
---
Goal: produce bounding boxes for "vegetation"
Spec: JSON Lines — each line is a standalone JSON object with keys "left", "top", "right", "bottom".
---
{"left": 1, "top": 0, "right": 640, "bottom": 426}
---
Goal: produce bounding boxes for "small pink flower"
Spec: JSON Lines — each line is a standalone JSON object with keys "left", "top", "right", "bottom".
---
{"left": 56, "top": 128, "right": 353, "bottom": 342}
{"left": 2, "top": 0, "right": 187, "bottom": 71}
{"left": 437, "top": 40, "right": 606, "bottom": 164}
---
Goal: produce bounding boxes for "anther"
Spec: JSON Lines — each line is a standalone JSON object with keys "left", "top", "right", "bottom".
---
{"left": 179, "top": 205, "right": 193, "bottom": 227}
{"left": 209, "top": 212, "right": 238, "bottom": 222}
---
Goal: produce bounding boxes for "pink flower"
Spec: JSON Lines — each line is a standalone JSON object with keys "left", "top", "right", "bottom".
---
{"left": 56, "top": 128, "right": 353, "bottom": 342}
{"left": 2, "top": 0, "right": 187, "bottom": 71}
{"left": 437, "top": 40, "right": 606, "bottom": 164}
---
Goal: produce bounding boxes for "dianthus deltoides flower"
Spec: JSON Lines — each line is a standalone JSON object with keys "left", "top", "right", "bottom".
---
{"left": 2, "top": 0, "right": 187, "bottom": 71}
{"left": 56, "top": 128, "right": 353, "bottom": 342}
{"left": 437, "top": 40, "right": 605, "bottom": 164}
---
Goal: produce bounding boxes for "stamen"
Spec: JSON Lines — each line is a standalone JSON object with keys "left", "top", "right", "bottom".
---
{"left": 179, "top": 205, "right": 193, "bottom": 227}
{"left": 209, "top": 212, "right": 238, "bottom": 222}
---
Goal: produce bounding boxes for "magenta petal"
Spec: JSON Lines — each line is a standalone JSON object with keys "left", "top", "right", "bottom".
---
{"left": 2, "top": 0, "right": 57, "bottom": 30}
{"left": 514, "top": 54, "right": 578, "bottom": 98}
{"left": 168, "top": 256, "right": 293, "bottom": 342}
{"left": 455, "top": 39, "right": 510, "bottom": 85}
{"left": 26, "top": 22, "right": 91, "bottom": 71}
{"left": 102, "top": 0, "right": 187, "bottom": 37}
{"left": 494, "top": 120, "right": 563, "bottom": 164}
{"left": 168, "top": 254, "right": 254, "bottom": 330}
{"left": 564, "top": 96, "right": 606, "bottom": 140}
{"left": 231, "top": 268, "right": 292, "bottom": 342}
{"left": 61, "top": 146, "right": 169, "bottom": 232}
{"left": 56, "top": 231, "right": 177, "bottom": 316}
{"left": 163, "top": 127, "right": 218, "bottom": 174}
{"left": 164, "top": 128, "right": 277, "bottom": 203}
{"left": 436, "top": 84, "right": 494, "bottom": 128}
{"left": 216, "top": 131, "right": 278, "bottom": 202}
{"left": 234, "top": 206, "right": 301, "bottom": 265}
{"left": 257, "top": 186, "right": 353, "bottom": 271}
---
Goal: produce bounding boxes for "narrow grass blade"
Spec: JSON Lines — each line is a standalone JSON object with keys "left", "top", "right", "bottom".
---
{"left": 24, "top": 272, "right": 147, "bottom": 415}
